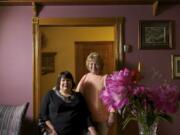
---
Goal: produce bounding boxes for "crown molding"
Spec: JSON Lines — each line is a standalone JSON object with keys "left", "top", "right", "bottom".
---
{"left": 0, "top": 0, "right": 179, "bottom": 6}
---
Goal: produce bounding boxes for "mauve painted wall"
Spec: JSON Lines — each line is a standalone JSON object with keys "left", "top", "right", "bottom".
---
{"left": 0, "top": 5, "right": 180, "bottom": 134}
{"left": 0, "top": 6, "right": 33, "bottom": 116}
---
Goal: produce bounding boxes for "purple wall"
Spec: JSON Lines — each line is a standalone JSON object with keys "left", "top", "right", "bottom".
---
{"left": 0, "top": 5, "right": 179, "bottom": 134}
{"left": 0, "top": 6, "right": 33, "bottom": 116}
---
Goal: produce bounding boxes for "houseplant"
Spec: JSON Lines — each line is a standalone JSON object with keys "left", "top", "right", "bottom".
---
{"left": 100, "top": 68, "right": 180, "bottom": 135}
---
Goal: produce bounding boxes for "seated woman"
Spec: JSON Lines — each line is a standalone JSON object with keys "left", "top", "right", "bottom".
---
{"left": 39, "top": 71, "right": 97, "bottom": 135}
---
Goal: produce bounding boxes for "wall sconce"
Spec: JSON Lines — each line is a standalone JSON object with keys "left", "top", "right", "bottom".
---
{"left": 123, "top": 44, "right": 132, "bottom": 53}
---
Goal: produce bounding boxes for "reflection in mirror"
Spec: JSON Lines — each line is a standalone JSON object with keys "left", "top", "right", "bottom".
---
{"left": 33, "top": 18, "right": 124, "bottom": 121}
{"left": 40, "top": 26, "right": 116, "bottom": 108}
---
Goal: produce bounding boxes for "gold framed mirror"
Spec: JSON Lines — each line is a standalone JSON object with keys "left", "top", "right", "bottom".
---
{"left": 32, "top": 17, "right": 124, "bottom": 120}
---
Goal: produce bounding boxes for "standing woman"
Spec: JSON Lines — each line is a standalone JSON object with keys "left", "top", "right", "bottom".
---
{"left": 76, "top": 52, "right": 117, "bottom": 135}
{"left": 39, "top": 71, "right": 97, "bottom": 135}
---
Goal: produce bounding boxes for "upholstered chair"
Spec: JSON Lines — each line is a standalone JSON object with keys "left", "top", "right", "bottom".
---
{"left": 0, "top": 102, "right": 29, "bottom": 135}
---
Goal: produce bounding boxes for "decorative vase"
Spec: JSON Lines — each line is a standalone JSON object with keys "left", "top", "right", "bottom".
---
{"left": 138, "top": 121, "right": 158, "bottom": 135}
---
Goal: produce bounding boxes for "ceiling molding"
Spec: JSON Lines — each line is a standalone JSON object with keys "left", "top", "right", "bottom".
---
{"left": 0, "top": 0, "right": 180, "bottom": 6}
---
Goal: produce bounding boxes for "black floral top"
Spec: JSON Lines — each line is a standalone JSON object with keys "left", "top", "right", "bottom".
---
{"left": 39, "top": 90, "right": 92, "bottom": 135}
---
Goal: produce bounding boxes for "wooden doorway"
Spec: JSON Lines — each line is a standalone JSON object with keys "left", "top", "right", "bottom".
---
{"left": 75, "top": 41, "right": 115, "bottom": 83}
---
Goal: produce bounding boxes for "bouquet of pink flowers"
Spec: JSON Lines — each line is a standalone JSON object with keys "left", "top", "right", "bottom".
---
{"left": 100, "top": 68, "right": 180, "bottom": 129}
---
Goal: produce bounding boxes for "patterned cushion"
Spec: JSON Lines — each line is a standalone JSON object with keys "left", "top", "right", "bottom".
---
{"left": 0, "top": 103, "right": 29, "bottom": 135}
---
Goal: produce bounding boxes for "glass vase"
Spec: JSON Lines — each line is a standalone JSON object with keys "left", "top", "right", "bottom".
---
{"left": 138, "top": 121, "right": 158, "bottom": 135}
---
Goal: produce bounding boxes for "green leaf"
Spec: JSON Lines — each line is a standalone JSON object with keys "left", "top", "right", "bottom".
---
{"left": 157, "top": 113, "right": 173, "bottom": 123}
{"left": 122, "top": 116, "right": 137, "bottom": 129}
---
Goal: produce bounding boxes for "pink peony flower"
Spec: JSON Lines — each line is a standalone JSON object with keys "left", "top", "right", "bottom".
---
{"left": 100, "top": 68, "right": 180, "bottom": 127}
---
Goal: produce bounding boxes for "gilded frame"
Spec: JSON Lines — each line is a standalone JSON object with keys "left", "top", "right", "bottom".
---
{"left": 32, "top": 17, "right": 124, "bottom": 120}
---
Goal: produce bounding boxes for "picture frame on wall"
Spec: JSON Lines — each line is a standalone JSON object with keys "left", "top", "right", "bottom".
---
{"left": 41, "top": 52, "right": 56, "bottom": 75}
{"left": 139, "top": 20, "right": 173, "bottom": 49}
{"left": 171, "top": 55, "right": 180, "bottom": 79}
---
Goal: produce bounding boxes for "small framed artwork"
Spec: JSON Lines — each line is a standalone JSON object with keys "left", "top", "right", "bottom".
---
{"left": 139, "top": 20, "right": 173, "bottom": 49}
{"left": 171, "top": 55, "right": 180, "bottom": 79}
{"left": 41, "top": 52, "right": 56, "bottom": 75}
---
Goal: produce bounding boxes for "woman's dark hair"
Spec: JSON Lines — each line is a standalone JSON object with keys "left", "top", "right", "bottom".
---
{"left": 55, "top": 71, "right": 76, "bottom": 90}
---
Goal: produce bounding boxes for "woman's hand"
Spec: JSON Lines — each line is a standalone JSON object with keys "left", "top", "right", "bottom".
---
{"left": 88, "top": 126, "right": 98, "bottom": 135}
{"left": 50, "top": 129, "right": 58, "bottom": 135}
{"left": 107, "top": 112, "right": 116, "bottom": 127}
{"left": 45, "top": 120, "right": 58, "bottom": 135}
{"left": 46, "top": 127, "right": 57, "bottom": 135}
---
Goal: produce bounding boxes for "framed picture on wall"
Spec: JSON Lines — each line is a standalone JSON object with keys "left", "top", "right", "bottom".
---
{"left": 171, "top": 55, "right": 180, "bottom": 79}
{"left": 139, "top": 20, "right": 173, "bottom": 49}
{"left": 41, "top": 52, "right": 56, "bottom": 75}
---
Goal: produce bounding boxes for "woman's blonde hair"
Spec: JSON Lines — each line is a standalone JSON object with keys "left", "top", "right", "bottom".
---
{"left": 86, "top": 52, "right": 104, "bottom": 70}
